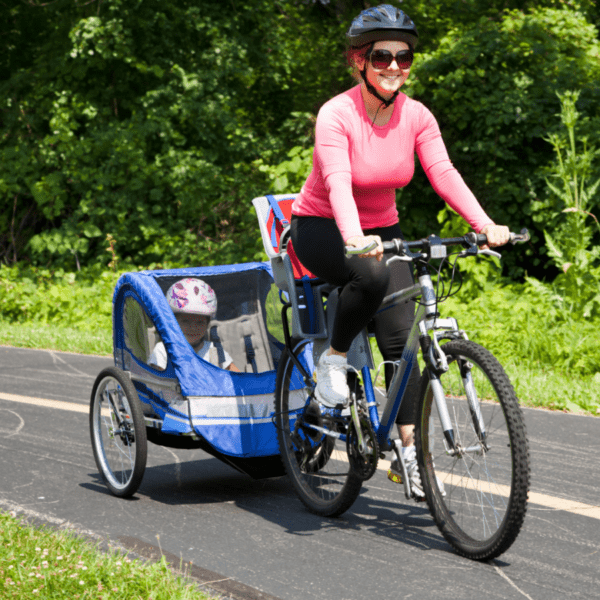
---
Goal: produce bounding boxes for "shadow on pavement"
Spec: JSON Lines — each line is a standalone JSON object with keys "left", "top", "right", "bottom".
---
{"left": 83, "top": 457, "right": 452, "bottom": 555}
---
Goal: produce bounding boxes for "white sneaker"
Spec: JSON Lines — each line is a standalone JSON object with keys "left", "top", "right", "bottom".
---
{"left": 387, "top": 442, "right": 446, "bottom": 499}
{"left": 401, "top": 445, "right": 425, "bottom": 499}
{"left": 314, "top": 351, "right": 349, "bottom": 408}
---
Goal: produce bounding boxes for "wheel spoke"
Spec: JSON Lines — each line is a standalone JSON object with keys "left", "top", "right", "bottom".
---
{"left": 101, "top": 394, "right": 132, "bottom": 483}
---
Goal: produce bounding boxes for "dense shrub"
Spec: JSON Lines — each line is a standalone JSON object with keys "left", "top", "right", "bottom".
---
{"left": 404, "top": 8, "right": 600, "bottom": 278}
{"left": 0, "top": 0, "right": 349, "bottom": 269}
{"left": 0, "top": 264, "right": 116, "bottom": 331}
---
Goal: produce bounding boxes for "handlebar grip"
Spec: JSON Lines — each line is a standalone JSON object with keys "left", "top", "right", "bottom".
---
{"left": 344, "top": 240, "right": 378, "bottom": 255}
{"left": 472, "top": 228, "right": 529, "bottom": 246}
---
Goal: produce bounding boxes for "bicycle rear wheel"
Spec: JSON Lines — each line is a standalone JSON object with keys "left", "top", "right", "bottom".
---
{"left": 416, "top": 340, "right": 529, "bottom": 560}
{"left": 275, "top": 339, "right": 363, "bottom": 517}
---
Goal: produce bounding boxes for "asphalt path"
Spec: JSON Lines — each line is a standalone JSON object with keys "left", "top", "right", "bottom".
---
{"left": 1, "top": 346, "right": 600, "bottom": 599}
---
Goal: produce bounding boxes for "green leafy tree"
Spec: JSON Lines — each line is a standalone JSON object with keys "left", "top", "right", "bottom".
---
{"left": 403, "top": 0, "right": 599, "bottom": 50}
{"left": 0, "top": 0, "right": 354, "bottom": 269}
{"left": 402, "top": 7, "right": 600, "bottom": 277}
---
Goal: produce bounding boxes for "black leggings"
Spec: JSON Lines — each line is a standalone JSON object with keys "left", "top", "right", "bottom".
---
{"left": 290, "top": 215, "right": 420, "bottom": 426}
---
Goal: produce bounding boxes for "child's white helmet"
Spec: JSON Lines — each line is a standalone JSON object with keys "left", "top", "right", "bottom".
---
{"left": 166, "top": 278, "right": 217, "bottom": 317}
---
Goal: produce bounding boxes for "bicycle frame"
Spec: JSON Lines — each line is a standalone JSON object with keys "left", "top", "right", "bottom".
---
{"left": 370, "top": 265, "right": 474, "bottom": 454}
{"left": 279, "top": 262, "right": 470, "bottom": 452}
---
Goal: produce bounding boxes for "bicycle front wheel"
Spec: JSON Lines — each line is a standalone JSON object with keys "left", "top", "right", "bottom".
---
{"left": 416, "top": 340, "right": 529, "bottom": 560}
{"left": 275, "top": 339, "right": 363, "bottom": 517}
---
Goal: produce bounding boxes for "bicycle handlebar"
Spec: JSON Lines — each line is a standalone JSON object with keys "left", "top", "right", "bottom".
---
{"left": 345, "top": 228, "right": 529, "bottom": 258}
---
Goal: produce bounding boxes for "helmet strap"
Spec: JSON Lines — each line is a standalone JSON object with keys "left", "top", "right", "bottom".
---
{"left": 360, "top": 66, "right": 399, "bottom": 109}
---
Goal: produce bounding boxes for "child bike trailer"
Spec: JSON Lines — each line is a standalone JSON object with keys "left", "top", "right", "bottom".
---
{"left": 89, "top": 261, "right": 312, "bottom": 497}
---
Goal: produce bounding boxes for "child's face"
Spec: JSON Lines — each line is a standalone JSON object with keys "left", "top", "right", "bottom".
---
{"left": 176, "top": 313, "right": 209, "bottom": 347}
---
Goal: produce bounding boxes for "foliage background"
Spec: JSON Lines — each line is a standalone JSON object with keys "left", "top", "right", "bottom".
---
{"left": 1, "top": 0, "right": 598, "bottom": 273}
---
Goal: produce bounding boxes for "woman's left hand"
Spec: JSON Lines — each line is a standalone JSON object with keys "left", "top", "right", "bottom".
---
{"left": 480, "top": 224, "right": 510, "bottom": 248}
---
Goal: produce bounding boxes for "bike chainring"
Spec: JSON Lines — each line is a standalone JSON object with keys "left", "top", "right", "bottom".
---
{"left": 346, "top": 415, "right": 379, "bottom": 481}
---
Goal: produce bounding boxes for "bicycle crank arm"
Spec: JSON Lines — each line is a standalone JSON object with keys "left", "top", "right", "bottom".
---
{"left": 392, "top": 443, "right": 413, "bottom": 500}
{"left": 350, "top": 402, "right": 366, "bottom": 454}
{"left": 302, "top": 422, "right": 344, "bottom": 440}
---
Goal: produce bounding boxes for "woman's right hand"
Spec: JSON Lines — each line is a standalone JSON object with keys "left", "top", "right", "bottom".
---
{"left": 346, "top": 235, "right": 384, "bottom": 261}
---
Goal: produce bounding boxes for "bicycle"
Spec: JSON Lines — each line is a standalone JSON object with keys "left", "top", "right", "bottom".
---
{"left": 271, "top": 224, "right": 530, "bottom": 561}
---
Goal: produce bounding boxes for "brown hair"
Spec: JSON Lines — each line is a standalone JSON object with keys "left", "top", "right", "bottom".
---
{"left": 346, "top": 43, "right": 373, "bottom": 81}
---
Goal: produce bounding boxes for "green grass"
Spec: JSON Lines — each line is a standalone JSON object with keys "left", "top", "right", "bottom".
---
{"left": 502, "top": 361, "right": 600, "bottom": 415}
{"left": 1, "top": 315, "right": 599, "bottom": 415}
{"left": 0, "top": 322, "right": 111, "bottom": 356}
{"left": 440, "top": 291, "right": 600, "bottom": 415}
{"left": 368, "top": 337, "right": 600, "bottom": 416}
{"left": 0, "top": 510, "right": 213, "bottom": 600}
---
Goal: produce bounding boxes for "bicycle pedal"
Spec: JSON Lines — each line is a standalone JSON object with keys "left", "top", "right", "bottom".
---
{"left": 387, "top": 468, "right": 403, "bottom": 485}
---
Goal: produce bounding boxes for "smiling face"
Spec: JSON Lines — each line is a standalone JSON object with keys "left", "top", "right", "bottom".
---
{"left": 176, "top": 313, "right": 209, "bottom": 348}
{"left": 357, "top": 40, "right": 412, "bottom": 99}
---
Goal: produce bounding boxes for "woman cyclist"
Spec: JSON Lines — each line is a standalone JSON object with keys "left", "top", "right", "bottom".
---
{"left": 289, "top": 4, "right": 509, "bottom": 497}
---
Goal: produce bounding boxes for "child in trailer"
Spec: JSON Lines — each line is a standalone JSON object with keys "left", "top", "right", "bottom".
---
{"left": 148, "top": 278, "right": 240, "bottom": 372}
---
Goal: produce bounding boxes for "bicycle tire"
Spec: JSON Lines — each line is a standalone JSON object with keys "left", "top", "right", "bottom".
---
{"left": 415, "top": 339, "right": 529, "bottom": 560}
{"left": 275, "top": 339, "right": 363, "bottom": 517}
{"left": 90, "top": 367, "right": 148, "bottom": 497}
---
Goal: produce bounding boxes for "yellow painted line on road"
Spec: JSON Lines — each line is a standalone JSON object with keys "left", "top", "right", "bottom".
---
{"left": 0, "top": 392, "right": 111, "bottom": 417}
{"left": 0, "top": 392, "right": 89, "bottom": 413}
{"left": 430, "top": 471, "right": 600, "bottom": 521}
{"left": 3, "top": 392, "right": 600, "bottom": 520}
{"left": 339, "top": 449, "right": 600, "bottom": 521}
{"left": 526, "top": 491, "right": 600, "bottom": 519}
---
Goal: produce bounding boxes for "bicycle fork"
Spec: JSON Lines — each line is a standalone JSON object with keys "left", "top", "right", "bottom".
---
{"left": 420, "top": 319, "right": 488, "bottom": 455}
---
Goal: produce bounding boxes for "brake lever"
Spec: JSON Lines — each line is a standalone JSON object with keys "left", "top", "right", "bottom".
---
{"left": 386, "top": 255, "right": 413, "bottom": 266}
{"left": 479, "top": 248, "right": 502, "bottom": 259}
{"left": 457, "top": 247, "right": 501, "bottom": 260}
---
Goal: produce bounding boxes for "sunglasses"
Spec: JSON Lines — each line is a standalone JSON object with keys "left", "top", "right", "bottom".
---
{"left": 369, "top": 49, "right": 413, "bottom": 70}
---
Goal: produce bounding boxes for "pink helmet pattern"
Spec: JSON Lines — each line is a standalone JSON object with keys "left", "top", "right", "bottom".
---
{"left": 166, "top": 278, "right": 217, "bottom": 317}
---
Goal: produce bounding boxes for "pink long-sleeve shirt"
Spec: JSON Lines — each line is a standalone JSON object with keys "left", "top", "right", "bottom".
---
{"left": 292, "top": 85, "right": 493, "bottom": 242}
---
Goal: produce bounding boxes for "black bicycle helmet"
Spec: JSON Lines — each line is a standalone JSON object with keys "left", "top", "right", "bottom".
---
{"left": 346, "top": 4, "right": 418, "bottom": 50}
